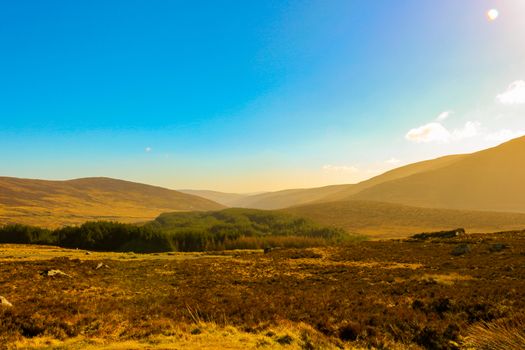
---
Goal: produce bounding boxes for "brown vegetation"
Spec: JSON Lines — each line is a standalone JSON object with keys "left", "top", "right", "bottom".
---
{"left": 0, "top": 230, "right": 524, "bottom": 349}
{"left": 284, "top": 200, "right": 525, "bottom": 239}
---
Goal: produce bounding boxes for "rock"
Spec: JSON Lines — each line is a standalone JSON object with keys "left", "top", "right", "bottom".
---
{"left": 412, "top": 228, "right": 466, "bottom": 240}
{"left": 489, "top": 243, "right": 508, "bottom": 252}
{"left": 41, "top": 269, "right": 72, "bottom": 278}
{"left": 451, "top": 244, "right": 471, "bottom": 256}
{"left": 0, "top": 296, "right": 13, "bottom": 308}
{"left": 85, "top": 251, "right": 92, "bottom": 255}
{"left": 263, "top": 247, "right": 283, "bottom": 254}
{"left": 95, "top": 262, "right": 109, "bottom": 270}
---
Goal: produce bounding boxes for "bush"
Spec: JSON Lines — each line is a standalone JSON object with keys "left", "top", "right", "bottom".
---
{"left": 0, "top": 209, "right": 360, "bottom": 253}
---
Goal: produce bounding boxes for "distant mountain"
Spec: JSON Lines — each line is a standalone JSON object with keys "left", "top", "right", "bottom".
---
{"left": 284, "top": 200, "right": 525, "bottom": 239}
{"left": 344, "top": 136, "right": 525, "bottom": 212}
{"left": 218, "top": 136, "right": 525, "bottom": 213}
{"left": 213, "top": 154, "right": 467, "bottom": 210}
{"left": 227, "top": 184, "right": 351, "bottom": 210}
{"left": 0, "top": 177, "right": 224, "bottom": 227}
{"left": 178, "top": 189, "right": 251, "bottom": 207}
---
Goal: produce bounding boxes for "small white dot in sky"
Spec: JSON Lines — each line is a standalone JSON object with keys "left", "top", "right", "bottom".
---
{"left": 145, "top": 147, "right": 152, "bottom": 152}
{"left": 487, "top": 9, "right": 499, "bottom": 21}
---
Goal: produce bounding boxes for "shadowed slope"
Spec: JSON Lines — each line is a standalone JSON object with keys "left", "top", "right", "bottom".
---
{"left": 0, "top": 177, "right": 224, "bottom": 227}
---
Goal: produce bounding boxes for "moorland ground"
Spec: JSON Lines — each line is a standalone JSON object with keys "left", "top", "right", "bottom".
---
{"left": 0, "top": 231, "right": 524, "bottom": 349}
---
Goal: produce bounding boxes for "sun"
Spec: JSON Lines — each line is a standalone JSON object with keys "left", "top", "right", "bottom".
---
{"left": 487, "top": 9, "right": 499, "bottom": 21}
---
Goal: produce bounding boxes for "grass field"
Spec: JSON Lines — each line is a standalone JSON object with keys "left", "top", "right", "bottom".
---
{"left": 1, "top": 231, "right": 524, "bottom": 349}
{"left": 284, "top": 200, "right": 525, "bottom": 239}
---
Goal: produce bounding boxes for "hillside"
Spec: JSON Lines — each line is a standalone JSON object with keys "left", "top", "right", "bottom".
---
{"left": 227, "top": 184, "right": 350, "bottom": 210}
{"left": 284, "top": 200, "right": 525, "bottom": 239}
{"left": 317, "top": 154, "right": 467, "bottom": 202}
{"left": 346, "top": 136, "right": 525, "bottom": 212}
{"left": 209, "top": 136, "right": 525, "bottom": 213}
{"left": 214, "top": 154, "right": 467, "bottom": 210}
{"left": 0, "top": 177, "right": 224, "bottom": 227}
{"left": 178, "top": 189, "right": 250, "bottom": 207}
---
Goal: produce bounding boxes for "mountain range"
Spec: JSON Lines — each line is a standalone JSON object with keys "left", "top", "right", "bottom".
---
{"left": 2, "top": 136, "right": 525, "bottom": 237}
{"left": 190, "top": 136, "right": 525, "bottom": 213}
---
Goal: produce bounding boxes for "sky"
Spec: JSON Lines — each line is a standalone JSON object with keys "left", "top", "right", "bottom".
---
{"left": 1, "top": 0, "right": 524, "bottom": 192}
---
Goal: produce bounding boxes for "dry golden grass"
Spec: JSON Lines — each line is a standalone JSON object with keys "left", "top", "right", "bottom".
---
{"left": 463, "top": 314, "right": 525, "bottom": 350}
{"left": 284, "top": 200, "right": 525, "bottom": 239}
{"left": 12, "top": 322, "right": 350, "bottom": 350}
{"left": 1, "top": 230, "right": 524, "bottom": 349}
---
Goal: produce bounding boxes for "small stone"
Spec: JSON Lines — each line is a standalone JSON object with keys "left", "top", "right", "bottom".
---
{"left": 41, "top": 269, "right": 72, "bottom": 278}
{"left": 95, "top": 262, "right": 109, "bottom": 270}
{"left": 0, "top": 296, "right": 13, "bottom": 308}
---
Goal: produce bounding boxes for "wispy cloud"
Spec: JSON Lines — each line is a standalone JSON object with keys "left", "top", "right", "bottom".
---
{"left": 406, "top": 120, "right": 481, "bottom": 144}
{"left": 496, "top": 80, "right": 525, "bottom": 105}
{"left": 322, "top": 164, "right": 359, "bottom": 174}
{"left": 145, "top": 147, "right": 152, "bottom": 153}
{"left": 436, "top": 111, "right": 453, "bottom": 121}
{"left": 452, "top": 121, "right": 481, "bottom": 139}
{"left": 385, "top": 157, "right": 401, "bottom": 165}
{"left": 405, "top": 122, "right": 451, "bottom": 143}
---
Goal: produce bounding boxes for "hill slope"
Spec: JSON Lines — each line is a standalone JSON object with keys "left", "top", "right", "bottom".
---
{"left": 228, "top": 184, "right": 351, "bottom": 210}
{"left": 345, "top": 136, "right": 525, "bottom": 212}
{"left": 284, "top": 200, "right": 525, "bottom": 239}
{"left": 178, "top": 189, "right": 250, "bottom": 207}
{"left": 0, "top": 177, "right": 224, "bottom": 227}
{"left": 222, "top": 154, "right": 467, "bottom": 210}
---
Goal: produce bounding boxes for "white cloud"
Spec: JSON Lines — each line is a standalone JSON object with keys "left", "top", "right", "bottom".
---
{"left": 485, "top": 129, "right": 525, "bottom": 143}
{"left": 322, "top": 165, "right": 359, "bottom": 174}
{"left": 406, "top": 121, "right": 481, "bottom": 143}
{"left": 452, "top": 121, "right": 481, "bottom": 139}
{"left": 405, "top": 122, "right": 451, "bottom": 143}
{"left": 145, "top": 147, "right": 152, "bottom": 153}
{"left": 496, "top": 80, "right": 525, "bottom": 105}
{"left": 385, "top": 157, "right": 401, "bottom": 165}
{"left": 436, "top": 111, "right": 453, "bottom": 121}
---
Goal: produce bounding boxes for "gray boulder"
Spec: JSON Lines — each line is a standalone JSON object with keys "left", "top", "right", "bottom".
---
{"left": 451, "top": 244, "right": 471, "bottom": 256}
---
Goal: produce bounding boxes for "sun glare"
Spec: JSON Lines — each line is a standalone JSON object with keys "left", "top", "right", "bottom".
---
{"left": 487, "top": 8, "right": 499, "bottom": 21}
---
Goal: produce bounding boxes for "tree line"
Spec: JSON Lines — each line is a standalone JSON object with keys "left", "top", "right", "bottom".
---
{"left": 0, "top": 209, "right": 364, "bottom": 252}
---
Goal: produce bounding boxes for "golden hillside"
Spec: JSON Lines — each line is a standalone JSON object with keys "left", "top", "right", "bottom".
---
{"left": 211, "top": 154, "right": 466, "bottom": 210}
{"left": 347, "top": 136, "right": 525, "bottom": 212}
{"left": 178, "top": 189, "right": 250, "bottom": 207}
{"left": 227, "top": 184, "right": 351, "bottom": 210}
{"left": 0, "top": 177, "right": 224, "bottom": 228}
{"left": 284, "top": 200, "right": 525, "bottom": 239}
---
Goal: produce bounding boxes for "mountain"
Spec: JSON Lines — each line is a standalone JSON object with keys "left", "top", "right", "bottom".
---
{"left": 214, "top": 154, "right": 467, "bottom": 210}
{"left": 217, "top": 136, "right": 525, "bottom": 213}
{"left": 0, "top": 177, "right": 224, "bottom": 228}
{"left": 227, "top": 184, "right": 351, "bottom": 210}
{"left": 342, "top": 136, "right": 525, "bottom": 212}
{"left": 178, "top": 189, "right": 251, "bottom": 207}
{"left": 284, "top": 200, "right": 525, "bottom": 239}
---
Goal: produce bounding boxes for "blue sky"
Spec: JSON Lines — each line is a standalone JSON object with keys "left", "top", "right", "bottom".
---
{"left": 1, "top": 1, "right": 524, "bottom": 192}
